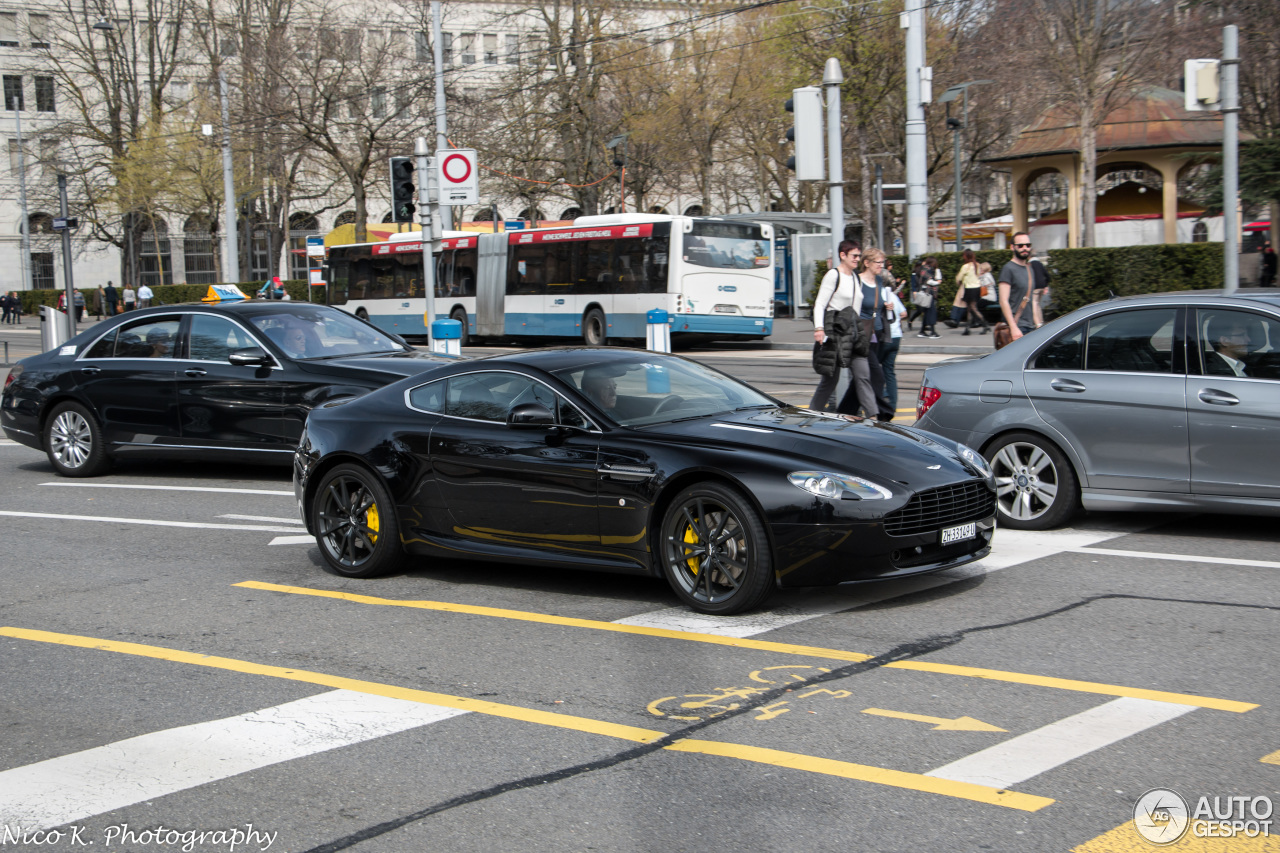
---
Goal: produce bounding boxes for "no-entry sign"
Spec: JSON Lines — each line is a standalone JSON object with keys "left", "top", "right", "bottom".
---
{"left": 437, "top": 149, "right": 478, "bottom": 206}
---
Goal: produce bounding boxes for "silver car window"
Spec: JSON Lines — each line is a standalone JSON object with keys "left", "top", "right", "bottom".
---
{"left": 1084, "top": 309, "right": 1177, "bottom": 374}
{"left": 1197, "top": 309, "right": 1280, "bottom": 380}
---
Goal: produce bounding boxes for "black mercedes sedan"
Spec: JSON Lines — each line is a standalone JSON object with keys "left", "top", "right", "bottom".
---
{"left": 1, "top": 301, "right": 454, "bottom": 477}
{"left": 294, "top": 348, "right": 997, "bottom": 614}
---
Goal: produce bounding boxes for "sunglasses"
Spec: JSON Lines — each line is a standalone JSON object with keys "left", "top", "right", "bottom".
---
{"left": 1013, "top": 242, "right": 1032, "bottom": 248}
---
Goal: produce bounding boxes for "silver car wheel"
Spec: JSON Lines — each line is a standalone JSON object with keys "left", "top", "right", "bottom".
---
{"left": 992, "top": 441, "right": 1060, "bottom": 522}
{"left": 50, "top": 410, "right": 93, "bottom": 469}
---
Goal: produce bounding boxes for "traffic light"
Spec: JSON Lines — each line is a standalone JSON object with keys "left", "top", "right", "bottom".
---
{"left": 390, "top": 156, "right": 416, "bottom": 223}
{"left": 784, "top": 86, "right": 824, "bottom": 181}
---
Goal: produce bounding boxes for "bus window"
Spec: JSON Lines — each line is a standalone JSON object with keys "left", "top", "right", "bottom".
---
{"left": 327, "top": 258, "right": 349, "bottom": 305}
{"left": 546, "top": 243, "right": 573, "bottom": 294}
{"left": 581, "top": 241, "right": 613, "bottom": 291}
{"left": 396, "top": 255, "right": 421, "bottom": 298}
{"left": 350, "top": 260, "right": 373, "bottom": 301}
{"left": 509, "top": 245, "right": 544, "bottom": 295}
{"left": 372, "top": 259, "right": 395, "bottom": 299}
{"left": 684, "top": 221, "right": 769, "bottom": 270}
{"left": 455, "top": 249, "right": 478, "bottom": 296}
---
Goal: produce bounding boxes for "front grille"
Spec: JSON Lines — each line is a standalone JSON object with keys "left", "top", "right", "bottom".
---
{"left": 884, "top": 480, "right": 994, "bottom": 537}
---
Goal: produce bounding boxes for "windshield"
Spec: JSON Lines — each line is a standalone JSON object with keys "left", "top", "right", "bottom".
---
{"left": 683, "top": 222, "right": 770, "bottom": 270}
{"left": 554, "top": 355, "right": 775, "bottom": 427}
{"left": 248, "top": 306, "right": 408, "bottom": 359}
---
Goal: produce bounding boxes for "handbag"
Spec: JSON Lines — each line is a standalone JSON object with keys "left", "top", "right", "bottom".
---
{"left": 993, "top": 289, "right": 1033, "bottom": 350}
{"left": 913, "top": 289, "right": 933, "bottom": 309}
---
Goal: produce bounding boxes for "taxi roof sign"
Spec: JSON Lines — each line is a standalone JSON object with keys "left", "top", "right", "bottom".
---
{"left": 202, "top": 284, "right": 248, "bottom": 303}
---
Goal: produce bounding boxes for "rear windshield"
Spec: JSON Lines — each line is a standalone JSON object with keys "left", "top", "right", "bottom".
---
{"left": 683, "top": 222, "right": 770, "bottom": 270}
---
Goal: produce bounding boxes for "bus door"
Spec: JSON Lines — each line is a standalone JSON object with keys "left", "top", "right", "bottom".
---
{"left": 544, "top": 240, "right": 579, "bottom": 337}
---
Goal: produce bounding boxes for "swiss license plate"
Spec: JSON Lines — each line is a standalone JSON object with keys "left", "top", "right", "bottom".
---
{"left": 940, "top": 522, "right": 976, "bottom": 545}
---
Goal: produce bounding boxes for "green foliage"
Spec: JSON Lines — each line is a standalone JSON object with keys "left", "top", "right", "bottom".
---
{"left": 17, "top": 281, "right": 315, "bottom": 317}
{"left": 1045, "top": 243, "right": 1223, "bottom": 315}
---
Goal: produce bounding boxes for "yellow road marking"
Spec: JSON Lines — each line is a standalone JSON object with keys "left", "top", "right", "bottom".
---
{"left": 0, "top": 626, "right": 1049, "bottom": 811}
{"left": 232, "top": 581, "right": 874, "bottom": 663}
{"left": 884, "top": 661, "right": 1258, "bottom": 714}
{"left": 236, "top": 582, "right": 1258, "bottom": 714}
{"left": 665, "top": 740, "right": 1050, "bottom": 811}
{"left": 1261, "top": 749, "right": 1280, "bottom": 765}
{"left": 1073, "top": 820, "right": 1278, "bottom": 851}
{"left": 861, "top": 707, "right": 1006, "bottom": 732}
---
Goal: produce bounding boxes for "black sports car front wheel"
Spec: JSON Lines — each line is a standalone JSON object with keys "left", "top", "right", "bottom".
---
{"left": 659, "top": 482, "right": 774, "bottom": 615}
{"left": 312, "top": 464, "right": 406, "bottom": 578}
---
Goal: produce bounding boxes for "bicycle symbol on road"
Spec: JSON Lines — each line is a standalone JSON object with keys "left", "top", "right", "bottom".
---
{"left": 646, "top": 665, "right": 851, "bottom": 722}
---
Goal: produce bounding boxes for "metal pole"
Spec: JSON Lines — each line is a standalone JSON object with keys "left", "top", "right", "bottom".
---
{"left": 823, "top": 58, "right": 844, "bottom": 266}
{"left": 1222, "top": 25, "right": 1239, "bottom": 294}
{"left": 219, "top": 68, "right": 239, "bottom": 283}
{"left": 875, "top": 163, "right": 885, "bottom": 250}
{"left": 57, "top": 174, "right": 76, "bottom": 339}
{"left": 953, "top": 117, "right": 963, "bottom": 253}
{"left": 431, "top": 2, "right": 452, "bottom": 231}
{"left": 904, "top": 0, "right": 929, "bottom": 259}
{"left": 13, "top": 100, "right": 32, "bottom": 291}
{"left": 416, "top": 137, "right": 437, "bottom": 344}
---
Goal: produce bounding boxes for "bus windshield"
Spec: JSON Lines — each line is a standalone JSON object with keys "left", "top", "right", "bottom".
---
{"left": 683, "top": 222, "right": 770, "bottom": 271}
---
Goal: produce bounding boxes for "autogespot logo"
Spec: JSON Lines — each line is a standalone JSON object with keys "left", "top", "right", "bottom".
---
{"left": 1134, "top": 788, "right": 1190, "bottom": 845}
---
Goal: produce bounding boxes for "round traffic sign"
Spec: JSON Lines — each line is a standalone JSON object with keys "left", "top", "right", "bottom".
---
{"left": 441, "top": 153, "right": 473, "bottom": 184}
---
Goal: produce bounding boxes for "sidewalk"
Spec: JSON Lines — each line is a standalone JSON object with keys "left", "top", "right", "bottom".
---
{"left": 730, "top": 316, "right": 997, "bottom": 355}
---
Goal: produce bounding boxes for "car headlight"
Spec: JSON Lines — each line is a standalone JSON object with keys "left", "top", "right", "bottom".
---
{"left": 788, "top": 471, "right": 893, "bottom": 500}
{"left": 957, "top": 444, "right": 994, "bottom": 480}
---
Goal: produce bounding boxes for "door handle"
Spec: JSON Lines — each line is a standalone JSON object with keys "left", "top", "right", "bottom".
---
{"left": 1050, "top": 378, "right": 1086, "bottom": 393}
{"left": 184, "top": 368, "right": 208, "bottom": 378}
{"left": 79, "top": 366, "right": 101, "bottom": 375}
{"left": 1197, "top": 388, "right": 1239, "bottom": 406}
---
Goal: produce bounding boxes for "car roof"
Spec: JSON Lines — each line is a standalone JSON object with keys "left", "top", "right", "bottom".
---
{"left": 1104, "top": 289, "right": 1280, "bottom": 309}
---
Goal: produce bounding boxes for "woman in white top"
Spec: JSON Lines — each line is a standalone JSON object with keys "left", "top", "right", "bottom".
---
{"left": 810, "top": 241, "right": 877, "bottom": 416}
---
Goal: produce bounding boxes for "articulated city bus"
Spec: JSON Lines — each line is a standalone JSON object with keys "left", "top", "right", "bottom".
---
{"left": 323, "top": 214, "right": 774, "bottom": 345}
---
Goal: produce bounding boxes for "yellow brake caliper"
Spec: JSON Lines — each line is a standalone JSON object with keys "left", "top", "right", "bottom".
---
{"left": 683, "top": 516, "right": 700, "bottom": 574}
{"left": 364, "top": 502, "right": 380, "bottom": 544}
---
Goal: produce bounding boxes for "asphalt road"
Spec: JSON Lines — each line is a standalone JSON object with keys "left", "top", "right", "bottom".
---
{"left": 2, "top": 340, "right": 1277, "bottom": 852}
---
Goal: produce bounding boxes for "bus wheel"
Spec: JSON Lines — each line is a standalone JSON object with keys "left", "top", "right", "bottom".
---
{"left": 450, "top": 308, "right": 470, "bottom": 347}
{"left": 582, "top": 308, "right": 607, "bottom": 346}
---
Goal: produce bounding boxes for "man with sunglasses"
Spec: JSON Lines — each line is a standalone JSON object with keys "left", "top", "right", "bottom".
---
{"left": 997, "top": 232, "right": 1047, "bottom": 342}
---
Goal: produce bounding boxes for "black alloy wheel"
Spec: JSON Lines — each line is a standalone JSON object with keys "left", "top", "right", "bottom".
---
{"left": 312, "top": 464, "right": 405, "bottom": 578}
{"left": 44, "top": 401, "right": 111, "bottom": 477}
{"left": 986, "top": 431, "right": 1080, "bottom": 530}
{"left": 582, "top": 308, "right": 607, "bottom": 346}
{"left": 659, "top": 482, "right": 774, "bottom": 614}
{"left": 450, "top": 308, "right": 470, "bottom": 347}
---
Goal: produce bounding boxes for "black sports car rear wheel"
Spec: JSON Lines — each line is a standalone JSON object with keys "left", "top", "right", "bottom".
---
{"left": 312, "top": 464, "right": 405, "bottom": 578}
{"left": 659, "top": 482, "right": 773, "bottom": 614}
{"left": 45, "top": 402, "right": 111, "bottom": 477}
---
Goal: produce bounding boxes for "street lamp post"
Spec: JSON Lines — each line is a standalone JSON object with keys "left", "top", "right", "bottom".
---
{"left": 938, "top": 80, "right": 992, "bottom": 253}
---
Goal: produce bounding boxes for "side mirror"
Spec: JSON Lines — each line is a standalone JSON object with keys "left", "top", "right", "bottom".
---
{"left": 229, "top": 346, "right": 273, "bottom": 367}
{"left": 507, "top": 402, "right": 555, "bottom": 428}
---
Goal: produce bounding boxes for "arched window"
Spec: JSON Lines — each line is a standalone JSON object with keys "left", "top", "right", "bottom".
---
{"left": 683, "top": 204, "right": 704, "bottom": 217}
{"left": 648, "top": 206, "right": 667, "bottom": 215}
{"left": 381, "top": 211, "right": 394, "bottom": 223}
{"left": 1192, "top": 221, "right": 1208, "bottom": 243}
{"left": 560, "top": 206, "right": 583, "bottom": 220}
{"left": 516, "top": 207, "right": 543, "bottom": 222}
{"left": 288, "top": 212, "right": 320, "bottom": 279}
{"left": 27, "top": 212, "right": 55, "bottom": 234}
{"left": 472, "top": 206, "right": 496, "bottom": 221}
{"left": 139, "top": 219, "right": 173, "bottom": 287}
{"left": 184, "top": 215, "right": 217, "bottom": 284}
{"left": 333, "top": 211, "right": 357, "bottom": 227}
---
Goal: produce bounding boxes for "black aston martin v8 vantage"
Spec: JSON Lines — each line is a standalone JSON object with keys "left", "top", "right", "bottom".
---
{"left": 294, "top": 348, "right": 997, "bottom": 614}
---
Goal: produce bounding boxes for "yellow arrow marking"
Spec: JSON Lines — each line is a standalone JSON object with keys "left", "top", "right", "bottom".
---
{"left": 1261, "top": 748, "right": 1280, "bottom": 765}
{"left": 862, "top": 707, "right": 1007, "bottom": 732}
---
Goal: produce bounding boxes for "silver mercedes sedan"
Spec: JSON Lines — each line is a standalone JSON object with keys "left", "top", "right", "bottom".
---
{"left": 914, "top": 291, "right": 1280, "bottom": 529}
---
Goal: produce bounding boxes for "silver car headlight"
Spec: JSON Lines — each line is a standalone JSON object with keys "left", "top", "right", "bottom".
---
{"left": 957, "top": 444, "right": 994, "bottom": 481}
{"left": 788, "top": 471, "right": 893, "bottom": 500}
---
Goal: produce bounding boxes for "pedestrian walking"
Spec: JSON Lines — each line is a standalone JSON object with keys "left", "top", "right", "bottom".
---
{"left": 104, "top": 281, "right": 118, "bottom": 317}
{"left": 137, "top": 283, "right": 153, "bottom": 309}
{"left": 956, "top": 249, "right": 989, "bottom": 335}
{"left": 93, "top": 286, "right": 104, "bottom": 320}
{"left": 914, "top": 257, "right": 941, "bottom": 338}
{"left": 73, "top": 289, "right": 85, "bottom": 322}
{"left": 995, "top": 232, "right": 1046, "bottom": 345}
{"left": 1261, "top": 241, "right": 1277, "bottom": 288}
{"left": 879, "top": 271, "right": 908, "bottom": 414}
{"left": 123, "top": 284, "right": 136, "bottom": 311}
{"left": 0, "top": 292, "right": 11, "bottom": 324}
{"left": 859, "top": 248, "right": 900, "bottom": 420}
{"left": 8, "top": 292, "right": 20, "bottom": 324}
{"left": 810, "top": 241, "right": 878, "bottom": 418}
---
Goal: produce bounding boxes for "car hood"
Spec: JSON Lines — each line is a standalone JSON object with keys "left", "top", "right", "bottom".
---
{"left": 301, "top": 350, "right": 457, "bottom": 378}
{"left": 651, "top": 406, "right": 982, "bottom": 490}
